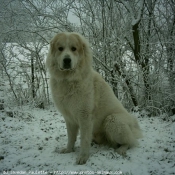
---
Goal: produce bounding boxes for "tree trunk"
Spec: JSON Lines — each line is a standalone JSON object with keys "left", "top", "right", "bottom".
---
{"left": 114, "top": 63, "right": 138, "bottom": 106}
{"left": 31, "top": 52, "right": 35, "bottom": 99}
{"left": 132, "top": 21, "right": 151, "bottom": 102}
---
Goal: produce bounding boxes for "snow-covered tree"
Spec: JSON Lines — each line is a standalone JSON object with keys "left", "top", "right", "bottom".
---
{"left": 0, "top": 0, "right": 174, "bottom": 115}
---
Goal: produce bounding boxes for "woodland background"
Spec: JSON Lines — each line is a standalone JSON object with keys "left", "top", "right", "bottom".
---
{"left": 0, "top": 0, "right": 175, "bottom": 116}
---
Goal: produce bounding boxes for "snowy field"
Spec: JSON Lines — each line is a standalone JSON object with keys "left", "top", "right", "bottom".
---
{"left": 0, "top": 107, "right": 175, "bottom": 175}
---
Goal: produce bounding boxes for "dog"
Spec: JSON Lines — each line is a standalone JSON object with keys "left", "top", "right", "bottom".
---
{"left": 46, "top": 32, "right": 142, "bottom": 164}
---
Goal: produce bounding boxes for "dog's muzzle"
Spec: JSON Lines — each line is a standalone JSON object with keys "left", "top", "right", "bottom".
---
{"left": 63, "top": 57, "right": 71, "bottom": 70}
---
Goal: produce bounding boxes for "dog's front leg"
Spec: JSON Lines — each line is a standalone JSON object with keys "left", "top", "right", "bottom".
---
{"left": 76, "top": 117, "right": 93, "bottom": 165}
{"left": 61, "top": 121, "right": 78, "bottom": 153}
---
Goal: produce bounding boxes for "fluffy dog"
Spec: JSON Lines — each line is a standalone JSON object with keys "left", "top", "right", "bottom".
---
{"left": 46, "top": 32, "right": 142, "bottom": 164}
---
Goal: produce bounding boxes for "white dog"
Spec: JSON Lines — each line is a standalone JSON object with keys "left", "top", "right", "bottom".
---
{"left": 46, "top": 32, "right": 142, "bottom": 164}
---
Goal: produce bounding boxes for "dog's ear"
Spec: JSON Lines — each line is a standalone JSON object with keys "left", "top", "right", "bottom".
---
{"left": 72, "top": 33, "right": 92, "bottom": 67}
{"left": 72, "top": 33, "right": 91, "bottom": 58}
{"left": 49, "top": 38, "right": 56, "bottom": 54}
{"left": 49, "top": 33, "right": 63, "bottom": 54}
{"left": 79, "top": 35, "right": 92, "bottom": 60}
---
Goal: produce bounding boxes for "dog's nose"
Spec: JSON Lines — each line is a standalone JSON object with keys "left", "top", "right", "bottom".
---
{"left": 63, "top": 57, "right": 71, "bottom": 69}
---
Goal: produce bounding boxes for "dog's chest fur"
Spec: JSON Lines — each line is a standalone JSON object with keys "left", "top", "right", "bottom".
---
{"left": 50, "top": 78, "right": 94, "bottom": 120}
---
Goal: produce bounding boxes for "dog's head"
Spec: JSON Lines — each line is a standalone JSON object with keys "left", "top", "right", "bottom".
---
{"left": 46, "top": 32, "right": 92, "bottom": 80}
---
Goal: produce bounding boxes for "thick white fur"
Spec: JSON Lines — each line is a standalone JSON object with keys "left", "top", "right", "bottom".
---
{"left": 46, "top": 32, "right": 142, "bottom": 164}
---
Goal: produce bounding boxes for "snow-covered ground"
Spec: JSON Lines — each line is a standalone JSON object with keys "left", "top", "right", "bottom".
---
{"left": 0, "top": 107, "right": 175, "bottom": 175}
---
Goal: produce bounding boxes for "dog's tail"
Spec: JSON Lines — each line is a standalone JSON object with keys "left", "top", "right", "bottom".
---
{"left": 131, "top": 116, "right": 143, "bottom": 139}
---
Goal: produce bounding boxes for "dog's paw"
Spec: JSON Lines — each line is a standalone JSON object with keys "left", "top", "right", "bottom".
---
{"left": 116, "top": 145, "right": 128, "bottom": 156}
{"left": 116, "top": 148, "right": 126, "bottom": 156}
{"left": 76, "top": 154, "right": 89, "bottom": 165}
{"left": 60, "top": 148, "right": 74, "bottom": 154}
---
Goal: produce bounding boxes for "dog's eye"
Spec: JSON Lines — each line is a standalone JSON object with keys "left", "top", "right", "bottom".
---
{"left": 58, "top": 47, "right": 64, "bottom": 51}
{"left": 71, "top": 47, "right": 76, "bottom": 51}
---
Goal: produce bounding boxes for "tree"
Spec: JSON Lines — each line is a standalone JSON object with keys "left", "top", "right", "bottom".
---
{"left": 0, "top": 0, "right": 175, "bottom": 115}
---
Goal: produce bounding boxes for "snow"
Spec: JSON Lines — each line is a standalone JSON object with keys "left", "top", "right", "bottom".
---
{"left": 0, "top": 107, "right": 175, "bottom": 175}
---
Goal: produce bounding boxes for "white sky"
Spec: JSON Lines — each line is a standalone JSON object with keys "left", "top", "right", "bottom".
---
{"left": 68, "top": 10, "right": 80, "bottom": 25}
